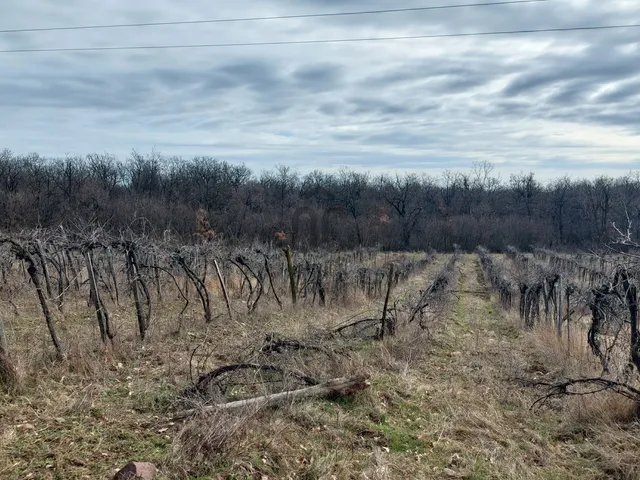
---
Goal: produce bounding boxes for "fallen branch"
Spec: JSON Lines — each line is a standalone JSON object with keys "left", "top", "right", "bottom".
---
{"left": 185, "top": 363, "right": 318, "bottom": 400}
{"left": 332, "top": 317, "right": 382, "bottom": 338}
{"left": 523, "top": 377, "right": 640, "bottom": 409}
{"left": 173, "top": 374, "right": 370, "bottom": 420}
{"left": 258, "top": 333, "right": 331, "bottom": 356}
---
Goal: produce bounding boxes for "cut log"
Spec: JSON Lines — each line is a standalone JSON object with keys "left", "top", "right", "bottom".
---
{"left": 173, "top": 374, "right": 370, "bottom": 420}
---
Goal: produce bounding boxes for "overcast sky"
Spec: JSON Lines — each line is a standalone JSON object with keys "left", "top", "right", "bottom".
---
{"left": 1, "top": 0, "right": 639, "bottom": 180}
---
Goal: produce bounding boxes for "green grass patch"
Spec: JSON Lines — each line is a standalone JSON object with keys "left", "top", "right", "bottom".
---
{"left": 369, "top": 422, "right": 425, "bottom": 453}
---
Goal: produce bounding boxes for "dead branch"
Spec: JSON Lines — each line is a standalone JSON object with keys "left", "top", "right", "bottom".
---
{"left": 332, "top": 317, "right": 382, "bottom": 338}
{"left": 259, "top": 251, "right": 282, "bottom": 309}
{"left": 186, "top": 363, "right": 319, "bottom": 399}
{"left": 175, "top": 251, "right": 212, "bottom": 323}
{"left": 524, "top": 377, "right": 640, "bottom": 409}
{"left": 173, "top": 374, "right": 370, "bottom": 420}
{"left": 139, "top": 261, "right": 190, "bottom": 334}
{"left": 257, "top": 333, "right": 332, "bottom": 357}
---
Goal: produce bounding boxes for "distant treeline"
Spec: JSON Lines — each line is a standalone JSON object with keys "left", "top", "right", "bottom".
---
{"left": 1, "top": 149, "right": 638, "bottom": 251}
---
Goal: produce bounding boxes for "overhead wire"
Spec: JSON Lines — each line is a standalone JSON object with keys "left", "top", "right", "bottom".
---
{"left": 0, "top": 0, "right": 549, "bottom": 34}
{"left": 0, "top": 23, "right": 638, "bottom": 54}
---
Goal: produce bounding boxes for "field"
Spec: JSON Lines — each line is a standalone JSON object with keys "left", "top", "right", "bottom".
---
{"left": 1, "top": 238, "right": 639, "bottom": 479}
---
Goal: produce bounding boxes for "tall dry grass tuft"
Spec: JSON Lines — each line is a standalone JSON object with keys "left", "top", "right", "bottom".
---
{"left": 171, "top": 402, "right": 358, "bottom": 478}
{"left": 0, "top": 353, "right": 19, "bottom": 393}
{"left": 521, "top": 316, "right": 640, "bottom": 479}
{"left": 524, "top": 322, "right": 639, "bottom": 416}
{"left": 526, "top": 323, "right": 599, "bottom": 379}
{"left": 0, "top": 316, "right": 19, "bottom": 393}
{"left": 586, "top": 422, "right": 640, "bottom": 480}
{"left": 172, "top": 406, "right": 264, "bottom": 472}
{"left": 361, "top": 448, "right": 392, "bottom": 480}
{"left": 367, "top": 325, "right": 431, "bottom": 375}
{"left": 568, "top": 391, "right": 638, "bottom": 426}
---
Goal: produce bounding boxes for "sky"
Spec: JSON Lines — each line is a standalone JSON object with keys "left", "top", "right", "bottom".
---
{"left": 0, "top": 0, "right": 639, "bottom": 181}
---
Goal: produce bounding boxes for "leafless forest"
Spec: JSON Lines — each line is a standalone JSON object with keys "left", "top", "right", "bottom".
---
{"left": 1, "top": 150, "right": 639, "bottom": 251}
{"left": 1, "top": 154, "right": 640, "bottom": 478}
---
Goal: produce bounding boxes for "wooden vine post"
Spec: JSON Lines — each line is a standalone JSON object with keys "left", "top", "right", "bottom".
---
{"left": 556, "top": 274, "right": 563, "bottom": 339}
{"left": 105, "top": 247, "right": 120, "bottom": 306}
{"left": 380, "top": 263, "right": 395, "bottom": 339}
{"left": 65, "top": 250, "right": 80, "bottom": 292}
{"left": 566, "top": 285, "right": 572, "bottom": 352}
{"left": 153, "top": 251, "right": 162, "bottom": 303}
{"left": 316, "top": 263, "right": 326, "bottom": 307}
{"left": 83, "top": 248, "right": 114, "bottom": 344}
{"left": 284, "top": 246, "right": 297, "bottom": 305}
{"left": 35, "top": 240, "right": 53, "bottom": 300}
{"left": 214, "top": 259, "right": 233, "bottom": 322}
{"left": 619, "top": 268, "right": 639, "bottom": 371}
{"left": 125, "top": 244, "right": 150, "bottom": 340}
{"left": 27, "top": 256, "right": 64, "bottom": 357}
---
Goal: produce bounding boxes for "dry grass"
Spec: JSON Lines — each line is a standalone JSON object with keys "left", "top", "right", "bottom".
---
{"left": 2, "top": 253, "right": 640, "bottom": 478}
{"left": 516, "top": 319, "right": 640, "bottom": 480}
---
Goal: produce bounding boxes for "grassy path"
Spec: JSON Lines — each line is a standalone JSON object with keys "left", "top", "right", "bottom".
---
{"left": 394, "top": 254, "right": 606, "bottom": 479}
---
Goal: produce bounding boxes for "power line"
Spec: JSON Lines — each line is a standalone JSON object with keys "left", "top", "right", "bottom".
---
{"left": 0, "top": 0, "right": 548, "bottom": 34}
{"left": 0, "top": 23, "right": 638, "bottom": 54}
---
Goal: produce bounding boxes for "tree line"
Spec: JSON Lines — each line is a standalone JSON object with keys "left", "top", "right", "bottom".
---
{"left": 0, "top": 149, "right": 638, "bottom": 251}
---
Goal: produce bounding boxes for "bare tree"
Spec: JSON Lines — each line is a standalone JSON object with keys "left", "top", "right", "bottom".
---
{"left": 379, "top": 173, "right": 427, "bottom": 249}
{"left": 335, "top": 169, "right": 370, "bottom": 247}
{"left": 547, "top": 176, "right": 574, "bottom": 244}
{"left": 510, "top": 172, "right": 539, "bottom": 218}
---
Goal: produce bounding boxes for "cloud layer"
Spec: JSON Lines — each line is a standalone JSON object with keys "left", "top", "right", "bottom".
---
{"left": 1, "top": 0, "right": 639, "bottom": 179}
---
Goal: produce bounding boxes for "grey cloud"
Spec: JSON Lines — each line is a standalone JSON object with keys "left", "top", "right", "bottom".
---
{"left": 0, "top": 75, "right": 151, "bottom": 110}
{"left": 318, "top": 101, "right": 343, "bottom": 116}
{"left": 152, "top": 60, "right": 290, "bottom": 96}
{"left": 362, "top": 59, "right": 498, "bottom": 89}
{"left": 349, "top": 97, "right": 410, "bottom": 116}
{"left": 364, "top": 131, "right": 433, "bottom": 146}
{"left": 279, "top": 0, "right": 633, "bottom": 39}
{"left": 594, "top": 78, "right": 640, "bottom": 104}
{"left": 1, "top": 0, "right": 639, "bottom": 179}
{"left": 503, "top": 44, "right": 640, "bottom": 97}
{"left": 487, "top": 41, "right": 640, "bottom": 131}
{"left": 590, "top": 110, "right": 640, "bottom": 128}
{"left": 293, "top": 62, "right": 344, "bottom": 92}
{"left": 430, "top": 76, "right": 488, "bottom": 94}
{"left": 151, "top": 68, "right": 212, "bottom": 89}
{"left": 218, "top": 60, "right": 287, "bottom": 94}
{"left": 544, "top": 80, "right": 591, "bottom": 106}
{"left": 346, "top": 96, "right": 438, "bottom": 118}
